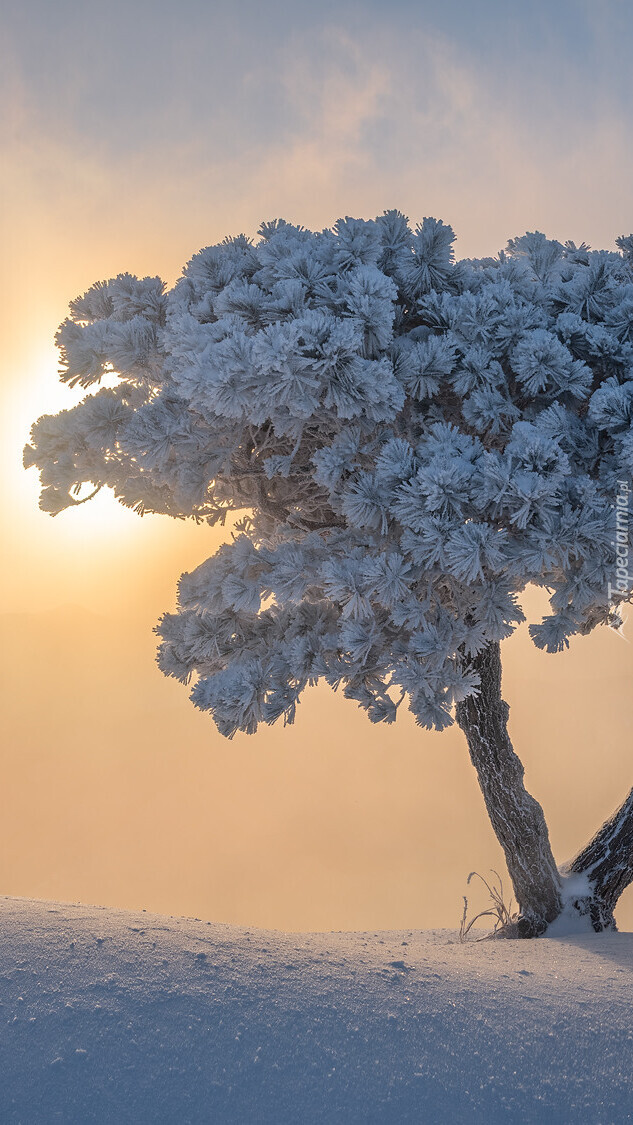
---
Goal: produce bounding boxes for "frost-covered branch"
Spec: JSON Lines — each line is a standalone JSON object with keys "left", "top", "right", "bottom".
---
{"left": 24, "top": 214, "right": 633, "bottom": 738}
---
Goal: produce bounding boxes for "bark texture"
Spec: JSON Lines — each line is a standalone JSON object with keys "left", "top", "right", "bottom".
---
{"left": 456, "top": 641, "right": 562, "bottom": 936}
{"left": 565, "top": 786, "right": 633, "bottom": 931}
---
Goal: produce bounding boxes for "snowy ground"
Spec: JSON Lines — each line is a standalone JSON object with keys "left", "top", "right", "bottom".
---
{"left": 1, "top": 898, "right": 632, "bottom": 1124}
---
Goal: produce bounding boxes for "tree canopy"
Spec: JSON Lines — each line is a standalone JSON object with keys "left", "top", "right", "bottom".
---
{"left": 25, "top": 214, "right": 633, "bottom": 738}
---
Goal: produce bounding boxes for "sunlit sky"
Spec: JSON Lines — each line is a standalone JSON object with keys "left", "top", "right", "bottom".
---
{"left": 2, "top": 0, "right": 633, "bottom": 931}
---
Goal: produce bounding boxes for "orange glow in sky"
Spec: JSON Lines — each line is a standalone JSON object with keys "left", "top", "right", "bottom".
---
{"left": 2, "top": 0, "right": 633, "bottom": 932}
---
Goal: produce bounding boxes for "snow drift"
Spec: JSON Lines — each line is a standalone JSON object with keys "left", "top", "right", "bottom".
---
{"left": 1, "top": 897, "right": 632, "bottom": 1123}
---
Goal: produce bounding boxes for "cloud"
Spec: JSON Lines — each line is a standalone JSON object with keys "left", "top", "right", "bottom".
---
{"left": 3, "top": 4, "right": 632, "bottom": 262}
{"left": 211, "top": 20, "right": 633, "bottom": 255}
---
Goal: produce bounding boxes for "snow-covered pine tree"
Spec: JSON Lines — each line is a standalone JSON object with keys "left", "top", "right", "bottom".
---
{"left": 24, "top": 214, "right": 633, "bottom": 936}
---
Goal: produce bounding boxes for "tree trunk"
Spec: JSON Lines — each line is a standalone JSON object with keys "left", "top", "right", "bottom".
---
{"left": 456, "top": 641, "right": 633, "bottom": 936}
{"left": 455, "top": 641, "right": 563, "bottom": 936}
{"left": 564, "top": 787, "right": 633, "bottom": 931}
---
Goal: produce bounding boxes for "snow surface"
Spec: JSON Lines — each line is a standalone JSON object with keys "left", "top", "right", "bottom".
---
{"left": 1, "top": 897, "right": 632, "bottom": 1124}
